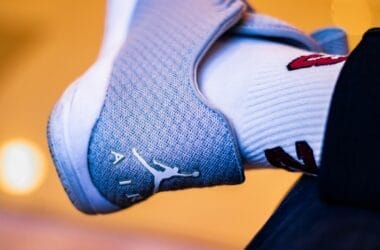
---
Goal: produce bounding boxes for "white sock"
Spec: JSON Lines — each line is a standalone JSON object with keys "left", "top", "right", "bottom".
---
{"left": 199, "top": 36, "right": 346, "bottom": 169}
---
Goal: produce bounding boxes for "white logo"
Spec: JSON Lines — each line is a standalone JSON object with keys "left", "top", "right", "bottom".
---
{"left": 111, "top": 151, "right": 125, "bottom": 165}
{"left": 132, "top": 148, "right": 199, "bottom": 193}
{"left": 126, "top": 193, "right": 143, "bottom": 203}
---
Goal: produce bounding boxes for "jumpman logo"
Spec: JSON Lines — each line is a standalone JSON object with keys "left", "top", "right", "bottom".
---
{"left": 132, "top": 148, "right": 199, "bottom": 193}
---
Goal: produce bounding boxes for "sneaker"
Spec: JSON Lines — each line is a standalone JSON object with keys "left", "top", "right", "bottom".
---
{"left": 47, "top": 0, "right": 347, "bottom": 214}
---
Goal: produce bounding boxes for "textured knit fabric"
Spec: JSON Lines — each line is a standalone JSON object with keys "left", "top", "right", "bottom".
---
{"left": 311, "top": 27, "right": 348, "bottom": 55}
{"left": 88, "top": 0, "right": 246, "bottom": 208}
{"left": 200, "top": 15, "right": 348, "bottom": 170}
{"left": 232, "top": 13, "right": 323, "bottom": 52}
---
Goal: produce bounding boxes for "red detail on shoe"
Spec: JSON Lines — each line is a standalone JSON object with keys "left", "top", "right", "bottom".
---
{"left": 264, "top": 141, "right": 319, "bottom": 175}
{"left": 287, "top": 54, "right": 347, "bottom": 71}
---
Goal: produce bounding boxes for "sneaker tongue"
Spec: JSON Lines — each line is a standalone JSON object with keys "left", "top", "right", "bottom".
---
{"left": 311, "top": 27, "right": 349, "bottom": 55}
{"left": 232, "top": 13, "right": 323, "bottom": 52}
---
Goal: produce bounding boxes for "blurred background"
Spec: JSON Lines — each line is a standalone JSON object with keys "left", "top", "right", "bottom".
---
{"left": 0, "top": 0, "right": 379, "bottom": 249}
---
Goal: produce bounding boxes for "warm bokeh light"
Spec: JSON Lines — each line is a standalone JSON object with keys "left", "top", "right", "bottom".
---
{"left": 0, "top": 139, "right": 46, "bottom": 195}
{"left": 331, "top": 0, "right": 372, "bottom": 35}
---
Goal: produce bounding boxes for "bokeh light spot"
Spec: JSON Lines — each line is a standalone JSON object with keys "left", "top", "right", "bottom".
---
{"left": 0, "top": 139, "right": 46, "bottom": 195}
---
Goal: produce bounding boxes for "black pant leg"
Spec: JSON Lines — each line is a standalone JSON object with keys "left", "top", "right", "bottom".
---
{"left": 247, "top": 175, "right": 380, "bottom": 250}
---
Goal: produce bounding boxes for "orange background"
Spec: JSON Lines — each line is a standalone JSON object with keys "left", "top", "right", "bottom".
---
{"left": 0, "top": 0, "right": 379, "bottom": 249}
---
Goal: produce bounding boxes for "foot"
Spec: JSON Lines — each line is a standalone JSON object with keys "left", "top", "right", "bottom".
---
{"left": 48, "top": 0, "right": 348, "bottom": 214}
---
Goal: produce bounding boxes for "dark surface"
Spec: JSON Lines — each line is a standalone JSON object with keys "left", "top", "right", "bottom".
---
{"left": 247, "top": 175, "right": 380, "bottom": 250}
{"left": 320, "top": 28, "right": 380, "bottom": 207}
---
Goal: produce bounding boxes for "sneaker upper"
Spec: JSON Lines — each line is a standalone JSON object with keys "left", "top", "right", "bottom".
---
{"left": 87, "top": 0, "right": 246, "bottom": 209}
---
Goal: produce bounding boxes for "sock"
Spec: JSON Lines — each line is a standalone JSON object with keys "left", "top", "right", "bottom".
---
{"left": 199, "top": 35, "right": 347, "bottom": 171}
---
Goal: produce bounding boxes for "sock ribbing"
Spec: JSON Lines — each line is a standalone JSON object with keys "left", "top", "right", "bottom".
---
{"left": 200, "top": 36, "right": 345, "bottom": 168}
